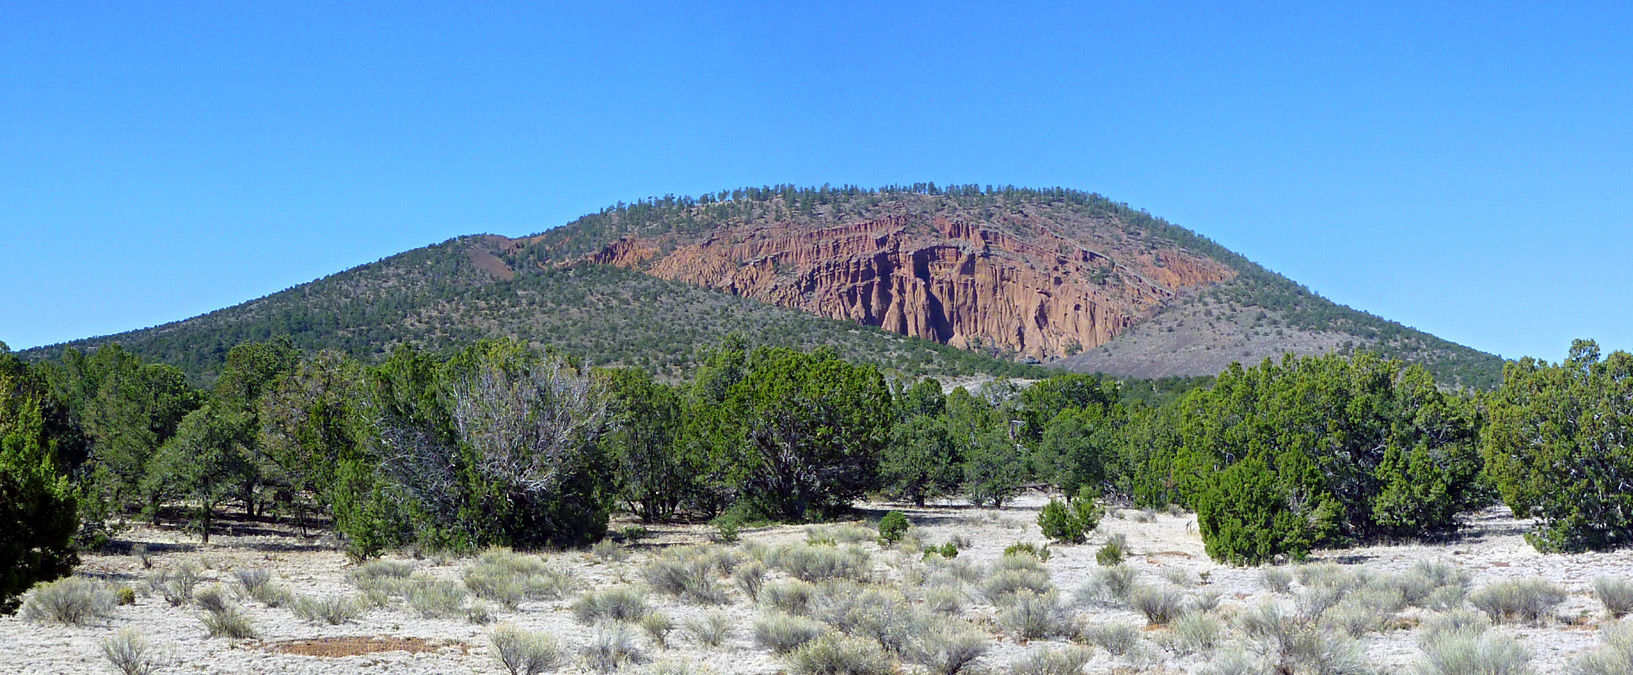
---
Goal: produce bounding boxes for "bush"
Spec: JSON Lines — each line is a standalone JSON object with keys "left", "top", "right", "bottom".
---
{"left": 194, "top": 584, "right": 230, "bottom": 614}
{"left": 1260, "top": 567, "right": 1294, "bottom": 594}
{"left": 982, "top": 568, "right": 1052, "bottom": 602}
{"left": 1076, "top": 565, "right": 1138, "bottom": 607}
{"left": 1038, "top": 489, "right": 1104, "bottom": 545}
{"left": 1469, "top": 579, "right": 1566, "bottom": 626}
{"left": 996, "top": 590, "right": 1074, "bottom": 640}
{"left": 644, "top": 555, "right": 727, "bottom": 605}
{"left": 735, "top": 561, "right": 767, "bottom": 601}
{"left": 101, "top": 628, "right": 163, "bottom": 675}
{"left": 904, "top": 620, "right": 989, "bottom": 675}
{"left": 1170, "top": 611, "right": 1223, "bottom": 655}
{"left": 463, "top": 549, "right": 580, "bottom": 608}
{"left": 292, "top": 594, "right": 364, "bottom": 625}
{"left": 114, "top": 586, "right": 137, "bottom": 606}
{"left": 925, "top": 587, "right": 962, "bottom": 614}
{"left": 685, "top": 610, "right": 735, "bottom": 647}
{"left": 768, "top": 545, "right": 872, "bottom": 583}
{"left": 405, "top": 576, "right": 467, "bottom": 618}
{"left": 573, "top": 586, "right": 650, "bottom": 624}
{"left": 1002, "top": 542, "right": 1051, "bottom": 561}
{"left": 710, "top": 513, "right": 743, "bottom": 544}
{"left": 0, "top": 384, "right": 81, "bottom": 614}
{"left": 1095, "top": 534, "right": 1126, "bottom": 566}
{"left": 147, "top": 564, "right": 200, "bottom": 606}
{"left": 584, "top": 620, "right": 646, "bottom": 672}
{"left": 1081, "top": 622, "right": 1141, "bottom": 656}
{"left": 1417, "top": 609, "right": 1490, "bottom": 648}
{"left": 762, "top": 579, "right": 816, "bottom": 615}
{"left": 1235, "top": 601, "right": 1366, "bottom": 675}
{"left": 1572, "top": 619, "right": 1633, "bottom": 675}
{"left": 787, "top": 634, "right": 894, "bottom": 675}
{"left": 1010, "top": 645, "right": 1094, "bottom": 675}
{"left": 234, "top": 568, "right": 273, "bottom": 596}
{"left": 1129, "top": 585, "right": 1185, "bottom": 625}
{"left": 490, "top": 624, "right": 563, "bottom": 675}
{"left": 200, "top": 604, "right": 257, "bottom": 639}
{"left": 640, "top": 611, "right": 675, "bottom": 648}
{"left": 877, "top": 512, "right": 909, "bottom": 545}
{"left": 1595, "top": 577, "right": 1633, "bottom": 619}
{"left": 1415, "top": 628, "right": 1533, "bottom": 675}
{"left": 20, "top": 576, "right": 114, "bottom": 625}
{"left": 754, "top": 612, "right": 828, "bottom": 654}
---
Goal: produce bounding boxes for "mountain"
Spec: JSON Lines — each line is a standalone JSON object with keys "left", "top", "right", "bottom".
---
{"left": 22, "top": 185, "right": 1503, "bottom": 388}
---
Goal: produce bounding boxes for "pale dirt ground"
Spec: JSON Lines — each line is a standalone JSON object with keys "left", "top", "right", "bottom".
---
{"left": 3, "top": 494, "right": 1629, "bottom": 674}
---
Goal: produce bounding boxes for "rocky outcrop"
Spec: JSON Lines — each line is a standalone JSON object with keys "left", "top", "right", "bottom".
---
{"left": 577, "top": 207, "right": 1235, "bottom": 360}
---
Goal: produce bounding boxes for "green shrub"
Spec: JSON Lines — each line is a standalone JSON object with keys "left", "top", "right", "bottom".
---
{"left": 996, "top": 590, "right": 1074, "bottom": 640}
{"left": 20, "top": 576, "right": 114, "bottom": 625}
{"left": 404, "top": 576, "right": 467, "bottom": 618}
{"left": 684, "top": 610, "right": 735, "bottom": 647}
{"left": 572, "top": 587, "right": 650, "bottom": 624}
{"left": 490, "top": 624, "right": 563, "bottom": 675}
{"left": 1002, "top": 542, "right": 1051, "bottom": 561}
{"left": 291, "top": 594, "right": 364, "bottom": 625}
{"left": 709, "top": 514, "right": 742, "bottom": 544}
{"left": 584, "top": 620, "right": 646, "bottom": 672}
{"left": 734, "top": 561, "right": 767, "bottom": 601}
{"left": 200, "top": 604, "right": 257, "bottom": 639}
{"left": 1129, "top": 585, "right": 1185, "bottom": 625}
{"left": 904, "top": 620, "right": 988, "bottom": 675}
{"left": 1170, "top": 611, "right": 1223, "bottom": 655}
{"left": 787, "top": 634, "right": 894, "bottom": 675}
{"left": 1011, "top": 645, "right": 1094, "bottom": 675}
{"left": 1095, "top": 533, "right": 1126, "bottom": 566}
{"left": 640, "top": 611, "right": 675, "bottom": 648}
{"left": 1080, "top": 623, "right": 1141, "bottom": 656}
{"left": 114, "top": 586, "right": 137, "bottom": 606}
{"left": 1037, "top": 500, "right": 1083, "bottom": 544}
{"left": 0, "top": 381, "right": 81, "bottom": 614}
{"left": 1415, "top": 627, "right": 1533, "bottom": 675}
{"left": 877, "top": 512, "right": 909, "bottom": 545}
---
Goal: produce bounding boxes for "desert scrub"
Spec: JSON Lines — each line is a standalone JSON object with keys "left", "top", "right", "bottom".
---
{"left": 685, "top": 610, "right": 736, "bottom": 647}
{"left": 193, "top": 584, "right": 231, "bottom": 613}
{"left": 1594, "top": 577, "right": 1633, "bottom": 619}
{"left": 809, "top": 584, "right": 926, "bottom": 653}
{"left": 490, "top": 623, "right": 563, "bottom": 675}
{"left": 101, "top": 628, "right": 164, "bottom": 675}
{"left": 1416, "top": 609, "right": 1490, "bottom": 647}
{"left": 584, "top": 620, "right": 646, "bottom": 672}
{"left": 1260, "top": 566, "right": 1294, "bottom": 594}
{"left": 114, "top": 585, "right": 137, "bottom": 606}
{"left": 1190, "top": 589, "right": 1222, "bottom": 612}
{"left": 20, "top": 576, "right": 115, "bottom": 626}
{"left": 1095, "top": 534, "right": 1127, "bottom": 566}
{"left": 1169, "top": 611, "right": 1223, "bottom": 655}
{"left": 1129, "top": 584, "right": 1186, "bottom": 625}
{"left": 235, "top": 569, "right": 291, "bottom": 607}
{"left": 903, "top": 620, "right": 989, "bottom": 675}
{"left": 147, "top": 563, "right": 200, "bottom": 606}
{"left": 1236, "top": 601, "right": 1367, "bottom": 675}
{"left": 877, "top": 511, "right": 910, "bottom": 545}
{"left": 734, "top": 561, "right": 768, "bottom": 601}
{"left": 1037, "top": 489, "right": 1103, "bottom": 544}
{"left": 573, "top": 586, "right": 651, "bottom": 624}
{"left": 982, "top": 567, "right": 1053, "bottom": 602}
{"left": 1573, "top": 619, "right": 1633, "bottom": 675}
{"left": 200, "top": 604, "right": 257, "bottom": 639}
{"left": 1081, "top": 622, "right": 1141, "bottom": 656}
{"left": 292, "top": 594, "right": 365, "bottom": 625}
{"left": 1414, "top": 627, "right": 1533, "bottom": 675}
{"left": 762, "top": 578, "right": 817, "bottom": 615}
{"left": 807, "top": 524, "right": 876, "bottom": 546}
{"left": 1002, "top": 542, "right": 1051, "bottom": 561}
{"left": 1010, "top": 645, "right": 1094, "bottom": 675}
{"left": 640, "top": 611, "right": 676, "bottom": 648}
{"left": 1395, "top": 561, "right": 1471, "bottom": 609}
{"left": 787, "top": 634, "right": 894, "bottom": 675}
{"left": 405, "top": 576, "right": 468, "bottom": 618}
{"left": 755, "top": 612, "right": 829, "bottom": 654}
{"left": 769, "top": 544, "right": 873, "bottom": 583}
{"left": 1469, "top": 578, "right": 1566, "bottom": 626}
{"left": 463, "top": 548, "right": 580, "bottom": 608}
{"left": 130, "top": 543, "right": 152, "bottom": 569}
{"left": 997, "top": 589, "right": 1075, "bottom": 640}
{"left": 644, "top": 554, "right": 728, "bottom": 605}
{"left": 924, "top": 586, "right": 963, "bottom": 614}
{"left": 1076, "top": 564, "right": 1138, "bottom": 607}
{"left": 1323, "top": 583, "right": 1406, "bottom": 637}
{"left": 591, "top": 539, "right": 628, "bottom": 563}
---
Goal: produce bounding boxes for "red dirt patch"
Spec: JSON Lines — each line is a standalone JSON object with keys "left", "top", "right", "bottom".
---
{"left": 266, "top": 636, "right": 468, "bottom": 658}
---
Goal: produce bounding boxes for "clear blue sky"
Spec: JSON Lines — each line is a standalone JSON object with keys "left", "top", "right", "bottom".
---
{"left": 3, "top": 1, "right": 1629, "bottom": 361}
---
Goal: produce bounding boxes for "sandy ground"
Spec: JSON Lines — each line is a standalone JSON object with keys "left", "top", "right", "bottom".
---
{"left": 3, "top": 494, "right": 1630, "bottom": 674}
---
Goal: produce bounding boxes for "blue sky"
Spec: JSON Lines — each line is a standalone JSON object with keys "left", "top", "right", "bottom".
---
{"left": 2, "top": 1, "right": 1629, "bottom": 361}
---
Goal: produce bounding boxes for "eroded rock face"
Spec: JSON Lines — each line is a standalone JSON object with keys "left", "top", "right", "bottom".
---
{"left": 580, "top": 208, "right": 1234, "bottom": 360}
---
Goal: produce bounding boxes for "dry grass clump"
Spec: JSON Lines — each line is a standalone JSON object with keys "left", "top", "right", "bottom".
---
{"left": 768, "top": 544, "right": 873, "bottom": 583}
{"left": 404, "top": 576, "right": 469, "bottom": 618}
{"left": 351, "top": 559, "right": 415, "bottom": 583}
{"left": 996, "top": 589, "right": 1074, "bottom": 641}
{"left": 463, "top": 548, "right": 581, "bottom": 608}
{"left": 573, "top": 586, "right": 651, "bottom": 624}
{"left": 1594, "top": 577, "right": 1633, "bottom": 619}
{"left": 787, "top": 634, "right": 894, "bottom": 675}
{"left": 101, "top": 628, "right": 165, "bottom": 675}
{"left": 1009, "top": 645, "right": 1094, "bottom": 675}
{"left": 640, "top": 611, "right": 676, "bottom": 648}
{"left": 904, "top": 620, "right": 989, "bottom": 675}
{"left": 1572, "top": 620, "right": 1633, "bottom": 675}
{"left": 490, "top": 623, "right": 563, "bottom": 675}
{"left": 1395, "top": 561, "right": 1471, "bottom": 609}
{"left": 1414, "top": 627, "right": 1533, "bottom": 675}
{"left": 1236, "top": 600, "right": 1367, "bottom": 675}
{"left": 147, "top": 563, "right": 200, "bottom": 606}
{"left": 1081, "top": 622, "right": 1142, "bottom": 656}
{"left": 1169, "top": 610, "right": 1224, "bottom": 655}
{"left": 807, "top": 524, "right": 876, "bottom": 546}
{"left": 21, "top": 576, "right": 116, "bottom": 625}
{"left": 291, "top": 594, "right": 365, "bottom": 625}
{"left": 762, "top": 578, "right": 817, "bottom": 615}
{"left": 755, "top": 612, "right": 829, "bottom": 654}
{"left": 685, "top": 610, "right": 736, "bottom": 647}
{"left": 1469, "top": 578, "right": 1566, "bottom": 626}
{"left": 584, "top": 620, "right": 647, "bottom": 672}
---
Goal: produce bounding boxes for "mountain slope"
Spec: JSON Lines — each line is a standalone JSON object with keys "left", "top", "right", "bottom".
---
{"left": 24, "top": 185, "right": 1502, "bottom": 388}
